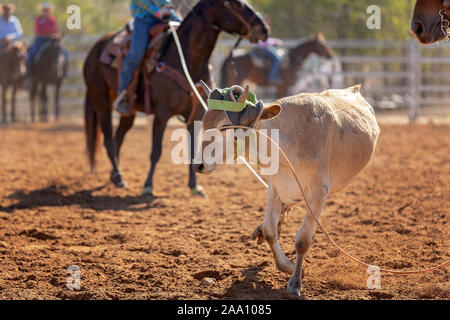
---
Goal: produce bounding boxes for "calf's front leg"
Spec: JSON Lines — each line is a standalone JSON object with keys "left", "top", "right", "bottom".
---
{"left": 286, "top": 184, "right": 328, "bottom": 296}
{"left": 252, "top": 184, "right": 294, "bottom": 274}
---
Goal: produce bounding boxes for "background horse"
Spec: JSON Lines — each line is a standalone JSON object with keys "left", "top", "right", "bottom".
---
{"left": 411, "top": 0, "right": 450, "bottom": 43}
{"left": 83, "top": 0, "right": 269, "bottom": 196}
{"left": 29, "top": 37, "right": 68, "bottom": 122}
{"left": 221, "top": 34, "right": 335, "bottom": 98}
{"left": 0, "top": 40, "right": 26, "bottom": 124}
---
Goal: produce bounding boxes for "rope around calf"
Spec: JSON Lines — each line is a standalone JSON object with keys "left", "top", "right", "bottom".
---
{"left": 168, "top": 22, "right": 449, "bottom": 276}
{"left": 217, "top": 125, "right": 449, "bottom": 275}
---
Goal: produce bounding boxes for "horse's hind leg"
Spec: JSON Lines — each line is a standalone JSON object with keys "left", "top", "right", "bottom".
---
{"left": 99, "top": 110, "right": 127, "bottom": 188}
{"left": 11, "top": 85, "right": 17, "bottom": 123}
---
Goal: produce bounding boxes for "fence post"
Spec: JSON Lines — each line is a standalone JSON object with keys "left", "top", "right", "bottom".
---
{"left": 407, "top": 41, "right": 420, "bottom": 122}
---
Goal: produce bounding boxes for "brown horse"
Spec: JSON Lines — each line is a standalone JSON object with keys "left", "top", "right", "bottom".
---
{"left": 411, "top": 0, "right": 450, "bottom": 43}
{"left": 0, "top": 40, "right": 25, "bottom": 123}
{"left": 29, "top": 37, "right": 68, "bottom": 122}
{"left": 220, "top": 34, "right": 335, "bottom": 98}
{"left": 83, "top": 0, "right": 269, "bottom": 195}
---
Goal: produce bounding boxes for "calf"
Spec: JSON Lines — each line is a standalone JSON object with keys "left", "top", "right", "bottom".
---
{"left": 194, "top": 84, "right": 380, "bottom": 296}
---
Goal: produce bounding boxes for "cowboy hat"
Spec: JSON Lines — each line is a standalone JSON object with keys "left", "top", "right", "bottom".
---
{"left": 37, "top": 2, "right": 55, "bottom": 13}
{"left": 0, "top": 3, "right": 16, "bottom": 14}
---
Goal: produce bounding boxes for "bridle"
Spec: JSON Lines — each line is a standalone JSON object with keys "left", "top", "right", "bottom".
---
{"left": 440, "top": 1, "right": 450, "bottom": 40}
{"left": 223, "top": 0, "right": 260, "bottom": 41}
{"left": 439, "top": 9, "right": 450, "bottom": 40}
{"left": 222, "top": 1, "right": 263, "bottom": 78}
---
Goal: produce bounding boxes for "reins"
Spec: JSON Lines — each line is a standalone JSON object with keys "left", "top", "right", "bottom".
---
{"left": 212, "top": 125, "right": 449, "bottom": 275}
{"left": 440, "top": 9, "right": 450, "bottom": 40}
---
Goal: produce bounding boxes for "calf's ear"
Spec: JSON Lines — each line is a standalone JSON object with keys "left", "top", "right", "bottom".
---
{"left": 260, "top": 104, "right": 282, "bottom": 121}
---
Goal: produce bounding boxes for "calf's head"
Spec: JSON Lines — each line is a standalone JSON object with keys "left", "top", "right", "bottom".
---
{"left": 194, "top": 82, "right": 282, "bottom": 174}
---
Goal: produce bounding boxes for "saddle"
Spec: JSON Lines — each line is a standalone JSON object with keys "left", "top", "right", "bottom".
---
{"left": 249, "top": 48, "right": 286, "bottom": 69}
{"left": 100, "top": 21, "right": 169, "bottom": 70}
{"left": 99, "top": 21, "right": 198, "bottom": 122}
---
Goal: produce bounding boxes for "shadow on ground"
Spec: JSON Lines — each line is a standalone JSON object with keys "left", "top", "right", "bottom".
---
{"left": 0, "top": 184, "right": 162, "bottom": 213}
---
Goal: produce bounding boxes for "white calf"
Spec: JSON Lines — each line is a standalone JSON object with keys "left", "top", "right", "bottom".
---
{"left": 195, "top": 84, "right": 380, "bottom": 295}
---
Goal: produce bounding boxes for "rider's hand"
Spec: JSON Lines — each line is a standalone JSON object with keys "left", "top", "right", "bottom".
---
{"left": 155, "top": 7, "right": 172, "bottom": 20}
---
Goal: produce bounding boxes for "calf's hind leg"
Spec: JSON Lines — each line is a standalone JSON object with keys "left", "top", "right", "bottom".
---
{"left": 252, "top": 184, "right": 295, "bottom": 274}
{"left": 286, "top": 184, "right": 328, "bottom": 296}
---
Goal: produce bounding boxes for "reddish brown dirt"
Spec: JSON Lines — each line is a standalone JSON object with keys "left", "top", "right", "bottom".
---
{"left": 0, "top": 122, "right": 448, "bottom": 300}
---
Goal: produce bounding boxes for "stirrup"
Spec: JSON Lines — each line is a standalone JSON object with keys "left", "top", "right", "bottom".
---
{"left": 113, "top": 90, "right": 132, "bottom": 116}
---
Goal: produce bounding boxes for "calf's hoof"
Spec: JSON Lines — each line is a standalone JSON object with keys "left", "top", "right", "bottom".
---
{"left": 191, "top": 185, "right": 206, "bottom": 197}
{"left": 286, "top": 277, "right": 302, "bottom": 296}
{"left": 142, "top": 186, "right": 154, "bottom": 196}
{"left": 252, "top": 225, "right": 265, "bottom": 245}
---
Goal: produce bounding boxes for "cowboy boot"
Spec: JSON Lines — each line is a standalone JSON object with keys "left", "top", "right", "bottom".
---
{"left": 113, "top": 90, "right": 132, "bottom": 117}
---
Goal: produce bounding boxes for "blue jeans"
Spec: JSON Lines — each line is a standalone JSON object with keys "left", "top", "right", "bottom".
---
{"left": 119, "top": 13, "right": 180, "bottom": 92}
{"left": 119, "top": 16, "right": 159, "bottom": 92}
{"left": 263, "top": 46, "right": 282, "bottom": 83}
{"left": 26, "top": 37, "right": 48, "bottom": 69}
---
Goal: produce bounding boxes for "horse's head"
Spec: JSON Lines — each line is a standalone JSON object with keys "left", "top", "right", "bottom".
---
{"left": 1, "top": 43, "right": 26, "bottom": 80}
{"left": 202, "top": 0, "right": 269, "bottom": 43}
{"left": 412, "top": 0, "right": 450, "bottom": 43}
{"left": 45, "top": 37, "right": 63, "bottom": 62}
{"left": 309, "top": 33, "right": 335, "bottom": 59}
{"left": 290, "top": 33, "right": 335, "bottom": 66}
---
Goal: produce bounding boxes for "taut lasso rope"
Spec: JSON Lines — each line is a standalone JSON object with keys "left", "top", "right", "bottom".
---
{"left": 168, "top": 21, "right": 449, "bottom": 276}
{"left": 213, "top": 126, "right": 449, "bottom": 275}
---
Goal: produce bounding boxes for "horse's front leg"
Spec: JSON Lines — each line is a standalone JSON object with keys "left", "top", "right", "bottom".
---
{"left": 98, "top": 110, "right": 127, "bottom": 188}
{"left": 54, "top": 81, "right": 61, "bottom": 122}
{"left": 11, "top": 85, "right": 17, "bottom": 123}
{"left": 115, "top": 114, "right": 136, "bottom": 165}
{"left": 1, "top": 84, "right": 7, "bottom": 123}
{"left": 188, "top": 123, "right": 205, "bottom": 197}
{"left": 142, "top": 113, "right": 169, "bottom": 196}
{"left": 30, "top": 81, "right": 38, "bottom": 122}
{"left": 40, "top": 82, "right": 48, "bottom": 122}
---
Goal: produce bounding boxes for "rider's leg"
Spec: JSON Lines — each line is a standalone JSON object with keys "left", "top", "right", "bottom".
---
{"left": 115, "top": 15, "right": 159, "bottom": 116}
{"left": 26, "top": 38, "right": 45, "bottom": 75}
{"left": 265, "top": 47, "right": 283, "bottom": 85}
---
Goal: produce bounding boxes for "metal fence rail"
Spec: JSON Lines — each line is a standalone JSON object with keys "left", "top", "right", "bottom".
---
{"left": 16, "top": 37, "right": 450, "bottom": 121}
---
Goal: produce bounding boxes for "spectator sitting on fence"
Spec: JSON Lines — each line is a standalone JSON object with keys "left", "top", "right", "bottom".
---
{"left": 0, "top": 3, "right": 23, "bottom": 49}
{"left": 113, "top": 0, "right": 181, "bottom": 117}
{"left": 26, "top": 2, "right": 68, "bottom": 75}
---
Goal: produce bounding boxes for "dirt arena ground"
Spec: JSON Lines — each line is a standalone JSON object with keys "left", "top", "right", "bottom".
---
{"left": 0, "top": 120, "right": 448, "bottom": 300}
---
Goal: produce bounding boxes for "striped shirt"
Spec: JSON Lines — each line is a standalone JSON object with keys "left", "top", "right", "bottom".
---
{"left": 131, "top": 0, "right": 172, "bottom": 19}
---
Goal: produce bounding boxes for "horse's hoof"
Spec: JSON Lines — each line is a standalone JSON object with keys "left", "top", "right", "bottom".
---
{"left": 141, "top": 186, "right": 154, "bottom": 196}
{"left": 110, "top": 172, "right": 128, "bottom": 188}
{"left": 115, "top": 180, "right": 128, "bottom": 189}
{"left": 191, "top": 185, "right": 206, "bottom": 197}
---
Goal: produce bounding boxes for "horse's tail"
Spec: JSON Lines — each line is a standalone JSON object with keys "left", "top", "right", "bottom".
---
{"left": 84, "top": 93, "right": 100, "bottom": 172}
{"left": 220, "top": 57, "right": 229, "bottom": 88}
